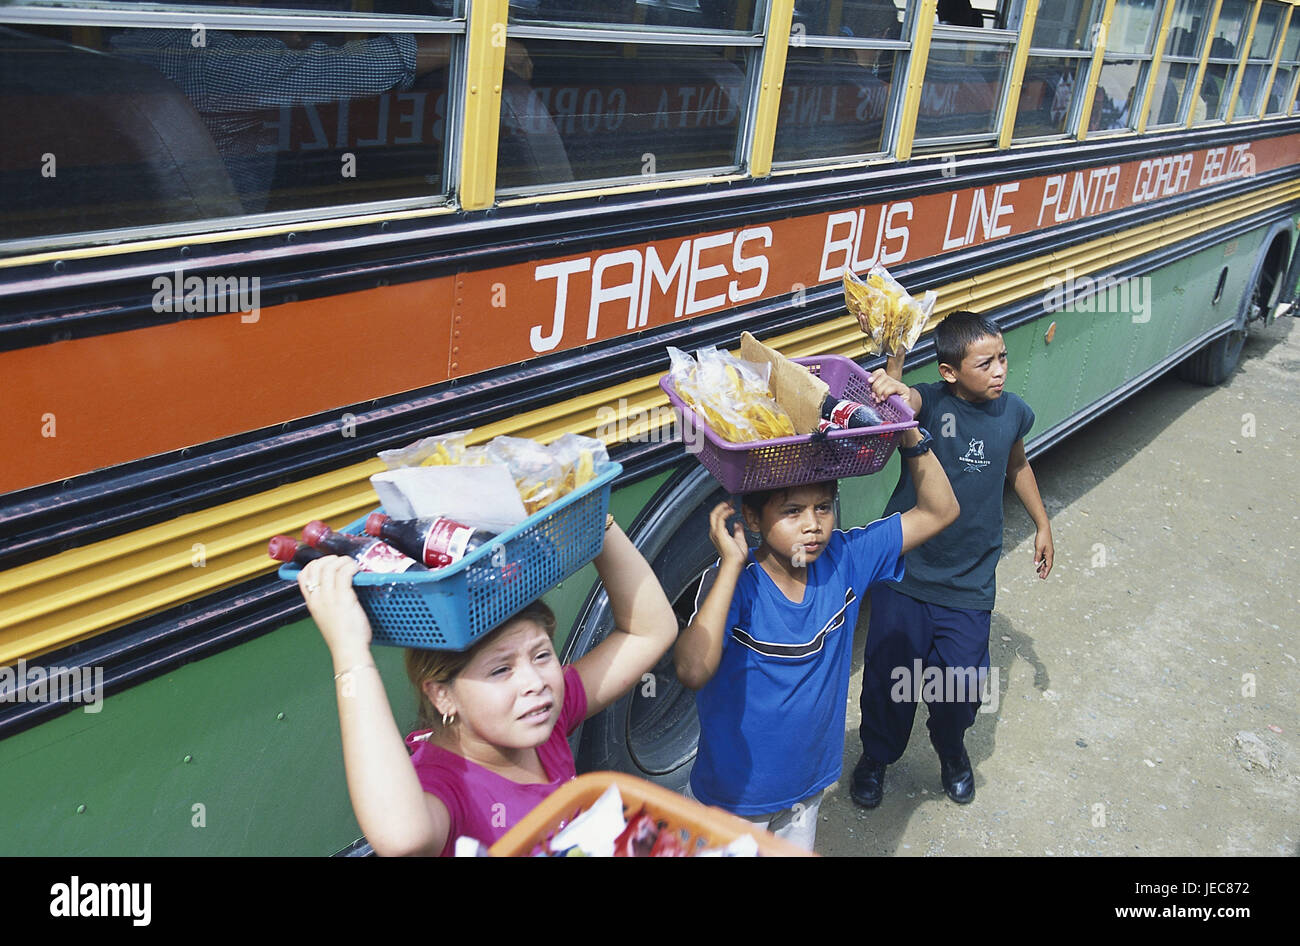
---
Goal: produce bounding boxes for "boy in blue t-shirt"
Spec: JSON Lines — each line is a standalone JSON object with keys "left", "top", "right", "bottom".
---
{"left": 674, "top": 417, "right": 959, "bottom": 850}
{"left": 851, "top": 310, "right": 1054, "bottom": 810}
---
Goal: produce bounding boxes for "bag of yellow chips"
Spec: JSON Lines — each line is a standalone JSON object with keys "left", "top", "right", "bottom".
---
{"left": 844, "top": 265, "right": 936, "bottom": 356}
{"left": 548, "top": 433, "right": 609, "bottom": 497}
{"left": 377, "top": 430, "right": 471, "bottom": 470}
{"left": 486, "top": 436, "right": 565, "bottom": 516}
{"left": 667, "top": 346, "right": 796, "bottom": 444}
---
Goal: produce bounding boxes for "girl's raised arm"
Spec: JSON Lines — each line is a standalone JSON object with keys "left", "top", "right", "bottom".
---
{"left": 299, "top": 556, "right": 450, "bottom": 857}
{"left": 571, "top": 519, "right": 678, "bottom": 718}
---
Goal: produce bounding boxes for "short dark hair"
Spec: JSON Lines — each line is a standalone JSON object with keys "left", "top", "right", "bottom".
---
{"left": 741, "top": 481, "right": 839, "bottom": 520}
{"left": 934, "top": 310, "right": 1002, "bottom": 370}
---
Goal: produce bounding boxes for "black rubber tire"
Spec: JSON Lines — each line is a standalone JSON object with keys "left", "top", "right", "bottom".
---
{"left": 1174, "top": 326, "right": 1246, "bottom": 386}
{"left": 570, "top": 472, "right": 728, "bottom": 792}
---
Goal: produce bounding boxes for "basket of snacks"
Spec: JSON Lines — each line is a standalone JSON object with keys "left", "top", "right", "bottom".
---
{"left": 660, "top": 348, "right": 916, "bottom": 494}
{"left": 275, "top": 432, "right": 619, "bottom": 651}
{"left": 488, "top": 772, "right": 817, "bottom": 857}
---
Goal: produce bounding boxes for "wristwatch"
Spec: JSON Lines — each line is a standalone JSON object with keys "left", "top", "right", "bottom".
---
{"left": 899, "top": 427, "right": 933, "bottom": 459}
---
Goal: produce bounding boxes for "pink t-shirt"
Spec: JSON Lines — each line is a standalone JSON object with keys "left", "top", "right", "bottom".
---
{"left": 404, "top": 664, "right": 588, "bottom": 856}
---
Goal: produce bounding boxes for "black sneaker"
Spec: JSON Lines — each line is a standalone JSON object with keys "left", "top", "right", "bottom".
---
{"left": 850, "top": 755, "right": 887, "bottom": 809}
{"left": 939, "top": 748, "right": 975, "bottom": 804}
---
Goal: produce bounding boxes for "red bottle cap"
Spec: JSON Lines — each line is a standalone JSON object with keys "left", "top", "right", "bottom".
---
{"left": 267, "top": 535, "right": 299, "bottom": 562}
{"left": 364, "top": 512, "right": 390, "bottom": 537}
{"left": 301, "top": 520, "right": 330, "bottom": 547}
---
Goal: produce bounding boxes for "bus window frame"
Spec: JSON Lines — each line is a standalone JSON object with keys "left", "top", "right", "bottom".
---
{"left": 0, "top": 3, "right": 468, "bottom": 255}
{"left": 1226, "top": 0, "right": 1284, "bottom": 119}
{"left": 1264, "top": 5, "right": 1300, "bottom": 115}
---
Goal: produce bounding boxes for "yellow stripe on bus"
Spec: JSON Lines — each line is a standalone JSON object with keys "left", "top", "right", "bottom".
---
{"left": 2, "top": 180, "right": 1298, "bottom": 663}
{"left": 748, "top": 0, "right": 797, "bottom": 179}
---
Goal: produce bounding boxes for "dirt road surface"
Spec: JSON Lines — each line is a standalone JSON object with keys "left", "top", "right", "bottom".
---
{"left": 817, "top": 314, "right": 1299, "bottom": 857}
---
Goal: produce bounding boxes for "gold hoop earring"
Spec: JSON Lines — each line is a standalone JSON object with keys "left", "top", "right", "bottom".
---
{"left": 441, "top": 711, "right": 456, "bottom": 727}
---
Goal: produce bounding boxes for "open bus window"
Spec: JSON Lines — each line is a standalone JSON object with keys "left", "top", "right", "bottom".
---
{"left": 0, "top": 20, "right": 457, "bottom": 245}
{"left": 1013, "top": 0, "right": 1101, "bottom": 139}
{"left": 1146, "top": 0, "right": 1212, "bottom": 126}
{"left": 772, "top": 1, "right": 906, "bottom": 163}
{"left": 1231, "top": 0, "right": 1284, "bottom": 119}
{"left": 1266, "top": 11, "right": 1300, "bottom": 117}
{"left": 496, "top": 39, "right": 751, "bottom": 191}
{"left": 507, "top": 0, "right": 759, "bottom": 32}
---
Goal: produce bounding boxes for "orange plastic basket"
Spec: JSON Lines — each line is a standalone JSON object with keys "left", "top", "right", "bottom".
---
{"left": 488, "top": 771, "right": 818, "bottom": 857}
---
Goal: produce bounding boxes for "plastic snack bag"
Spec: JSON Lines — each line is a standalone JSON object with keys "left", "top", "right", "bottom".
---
{"left": 486, "top": 436, "right": 564, "bottom": 515}
{"left": 376, "top": 430, "right": 471, "bottom": 470}
{"left": 548, "top": 433, "right": 609, "bottom": 497}
{"left": 844, "top": 265, "right": 936, "bottom": 356}
{"left": 667, "top": 346, "right": 795, "bottom": 444}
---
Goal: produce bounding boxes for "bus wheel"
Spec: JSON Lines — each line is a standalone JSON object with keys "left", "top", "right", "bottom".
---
{"left": 1174, "top": 326, "right": 1246, "bottom": 386}
{"left": 569, "top": 468, "right": 725, "bottom": 791}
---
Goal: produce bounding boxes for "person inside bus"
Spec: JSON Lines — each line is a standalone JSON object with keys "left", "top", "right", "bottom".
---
{"left": 295, "top": 514, "right": 677, "bottom": 856}
{"left": 937, "top": 0, "right": 986, "bottom": 28}
{"left": 108, "top": 25, "right": 531, "bottom": 214}
{"left": 851, "top": 312, "right": 1054, "bottom": 811}
{"left": 674, "top": 409, "right": 958, "bottom": 850}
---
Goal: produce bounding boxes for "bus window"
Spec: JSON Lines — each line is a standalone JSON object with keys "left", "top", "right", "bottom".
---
{"left": 1266, "top": 11, "right": 1300, "bottom": 116}
{"left": 1013, "top": 0, "right": 1101, "bottom": 140}
{"left": 1090, "top": 0, "right": 1161, "bottom": 133}
{"left": 913, "top": 0, "right": 1017, "bottom": 145}
{"left": 1231, "top": 0, "right": 1285, "bottom": 118}
{"left": 772, "top": 1, "right": 907, "bottom": 164}
{"left": 1146, "top": 0, "right": 1213, "bottom": 126}
{"left": 495, "top": 17, "right": 758, "bottom": 192}
{"left": 1198, "top": 0, "right": 1252, "bottom": 121}
{"left": 508, "top": 0, "right": 759, "bottom": 32}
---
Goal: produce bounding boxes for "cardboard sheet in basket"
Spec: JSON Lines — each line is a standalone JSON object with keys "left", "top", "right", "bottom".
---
{"left": 660, "top": 338, "right": 917, "bottom": 494}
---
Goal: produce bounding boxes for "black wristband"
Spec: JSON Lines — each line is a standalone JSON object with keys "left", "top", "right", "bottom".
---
{"left": 899, "top": 428, "right": 933, "bottom": 459}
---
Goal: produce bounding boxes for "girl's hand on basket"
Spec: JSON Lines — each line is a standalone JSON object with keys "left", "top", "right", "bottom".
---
{"left": 298, "top": 557, "right": 373, "bottom": 658}
{"left": 708, "top": 501, "right": 749, "bottom": 571}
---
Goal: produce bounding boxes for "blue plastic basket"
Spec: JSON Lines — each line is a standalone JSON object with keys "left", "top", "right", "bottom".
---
{"left": 279, "top": 462, "right": 621, "bottom": 650}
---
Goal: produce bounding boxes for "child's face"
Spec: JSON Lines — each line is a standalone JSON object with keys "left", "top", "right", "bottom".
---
{"left": 939, "top": 333, "right": 1007, "bottom": 402}
{"left": 434, "top": 619, "right": 565, "bottom": 751}
{"left": 744, "top": 484, "right": 836, "bottom": 569}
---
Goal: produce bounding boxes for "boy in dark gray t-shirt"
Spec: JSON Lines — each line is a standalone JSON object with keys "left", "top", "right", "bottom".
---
{"left": 852, "top": 311, "right": 1054, "bottom": 808}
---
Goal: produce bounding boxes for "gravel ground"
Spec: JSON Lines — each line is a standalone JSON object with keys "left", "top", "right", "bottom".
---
{"left": 816, "top": 314, "right": 1299, "bottom": 857}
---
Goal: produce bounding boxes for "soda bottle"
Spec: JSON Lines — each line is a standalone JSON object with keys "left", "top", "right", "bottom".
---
{"left": 364, "top": 513, "right": 498, "bottom": 568}
{"left": 301, "top": 520, "right": 428, "bottom": 573}
{"left": 819, "top": 393, "right": 883, "bottom": 431}
{"left": 267, "top": 535, "right": 326, "bottom": 567}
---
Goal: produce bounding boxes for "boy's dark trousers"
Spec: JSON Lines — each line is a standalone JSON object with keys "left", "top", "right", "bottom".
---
{"left": 858, "top": 584, "right": 991, "bottom": 762}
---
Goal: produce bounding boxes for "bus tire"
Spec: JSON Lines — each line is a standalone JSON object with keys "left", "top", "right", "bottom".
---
{"left": 568, "top": 468, "right": 727, "bottom": 792}
{"left": 1174, "top": 328, "right": 1245, "bottom": 386}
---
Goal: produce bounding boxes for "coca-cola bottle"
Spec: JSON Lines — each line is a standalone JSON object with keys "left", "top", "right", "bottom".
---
{"left": 301, "top": 520, "right": 428, "bottom": 573}
{"left": 364, "top": 513, "right": 498, "bottom": 568}
{"left": 818, "top": 393, "right": 883, "bottom": 431}
{"left": 268, "top": 535, "right": 326, "bottom": 567}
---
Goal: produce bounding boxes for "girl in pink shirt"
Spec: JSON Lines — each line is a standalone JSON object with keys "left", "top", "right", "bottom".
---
{"left": 297, "top": 516, "right": 677, "bottom": 856}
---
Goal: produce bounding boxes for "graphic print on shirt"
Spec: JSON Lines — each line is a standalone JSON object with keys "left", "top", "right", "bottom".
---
{"left": 960, "top": 438, "right": 991, "bottom": 473}
{"left": 731, "top": 588, "right": 857, "bottom": 658}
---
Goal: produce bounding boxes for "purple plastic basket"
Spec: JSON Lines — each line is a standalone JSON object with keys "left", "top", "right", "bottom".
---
{"left": 658, "top": 354, "right": 917, "bottom": 493}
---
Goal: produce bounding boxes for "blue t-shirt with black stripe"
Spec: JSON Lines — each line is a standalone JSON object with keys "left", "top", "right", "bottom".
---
{"left": 689, "top": 514, "right": 904, "bottom": 814}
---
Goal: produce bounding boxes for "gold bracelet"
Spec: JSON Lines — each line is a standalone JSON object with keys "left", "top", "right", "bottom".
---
{"left": 333, "top": 662, "right": 377, "bottom": 682}
{"left": 605, "top": 513, "right": 615, "bottom": 532}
